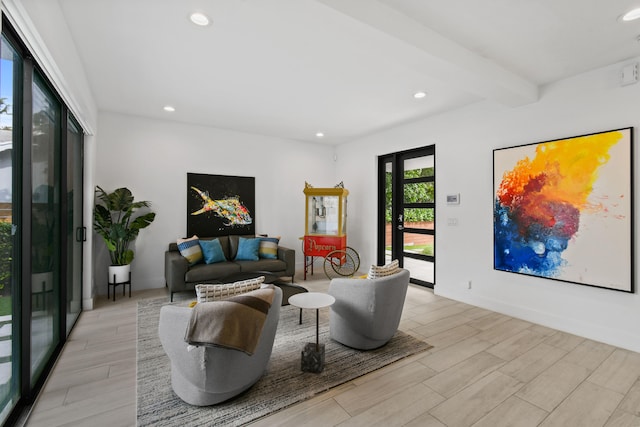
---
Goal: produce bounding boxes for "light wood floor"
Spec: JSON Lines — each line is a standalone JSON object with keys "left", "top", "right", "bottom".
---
{"left": 23, "top": 273, "right": 640, "bottom": 427}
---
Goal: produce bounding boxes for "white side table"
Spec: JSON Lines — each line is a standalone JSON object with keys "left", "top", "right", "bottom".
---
{"left": 288, "top": 292, "right": 335, "bottom": 373}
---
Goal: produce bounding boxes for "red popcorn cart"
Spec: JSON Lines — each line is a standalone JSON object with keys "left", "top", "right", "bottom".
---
{"left": 302, "top": 182, "right": 359, "bottom": 279}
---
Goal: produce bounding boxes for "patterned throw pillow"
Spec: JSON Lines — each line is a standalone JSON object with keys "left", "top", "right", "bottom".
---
{"left": 200, "top": 238, "right": 226, "bottom": 264}
{"left": 367, "top": 259, "right": 400, "bottom": 279}
{"left": 259, "top": 236, "right": 280, "bottom": 259}
{"left": 195, "top": 276, "right": 265, "bottom": 302}
{"left": 234, "top": 237, "right": 261, "bottom": 261}
{"left": 177, "top": 235, "right": 203, "bottom": 265}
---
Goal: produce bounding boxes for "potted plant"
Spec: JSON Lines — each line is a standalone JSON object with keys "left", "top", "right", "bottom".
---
{"left": 93, "top": 186, "right": 156, "bottom": 284}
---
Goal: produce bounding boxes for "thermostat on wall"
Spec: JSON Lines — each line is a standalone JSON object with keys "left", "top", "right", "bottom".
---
{"left": 446, "top": 194, "right": 460, "bottom": 205}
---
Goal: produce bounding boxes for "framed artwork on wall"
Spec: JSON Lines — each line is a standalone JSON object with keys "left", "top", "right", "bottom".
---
{"left": 493, "top": 127, "right": 634, "bottom": 293}
{"left": 186, "top": 173, "right": 255, "bottom": 237}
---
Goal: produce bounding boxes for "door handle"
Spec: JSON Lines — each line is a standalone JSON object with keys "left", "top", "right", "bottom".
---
{"left": 76, "top": 227, "right": 87, "bottom": 242}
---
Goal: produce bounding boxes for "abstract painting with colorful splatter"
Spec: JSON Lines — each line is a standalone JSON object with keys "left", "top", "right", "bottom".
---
{"left": 493, "top": 128, "right": 633, "bottom": 292}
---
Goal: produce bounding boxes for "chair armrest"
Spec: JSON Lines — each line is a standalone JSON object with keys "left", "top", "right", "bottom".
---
{"left": 277, "top": 245, "right": 296, "bottom": 277}
{"left": 165, "top": 251, "right": 189, "bottom": 293}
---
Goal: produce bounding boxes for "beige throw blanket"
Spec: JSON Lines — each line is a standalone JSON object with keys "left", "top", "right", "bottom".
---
{"left": 184, "top": 285, "right": 276, "bottom": 355}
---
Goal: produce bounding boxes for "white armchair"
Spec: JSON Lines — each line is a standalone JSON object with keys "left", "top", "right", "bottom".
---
{"left": 158, "top": 285, "right": 282, "bottom": 405}
{"left": 328, "top": 268, "right": 410, "bottom": 350}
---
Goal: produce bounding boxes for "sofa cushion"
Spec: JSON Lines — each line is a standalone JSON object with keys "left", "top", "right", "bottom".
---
{"left": 185, "top": 262, "right": 241, "bottom": 283}
{"left": 195, "top": 276, "right": 265, "bottom": 302}
{"left": 235, "top": 237, "right": 261, "bottom": 261}
{"left": 367, "top": 259, "right": 400, "bottom": 279}
{"left": 200, "top": 238, "right": 226, "bottom": 264}
{"left": 259, "top": 236, "right": 280, "bottom": 259}
{"left": 236, "top": 258, "right": 287, "bottom": 273}
{"left": 177, "top": 236, "right": 203, "bottom": 265}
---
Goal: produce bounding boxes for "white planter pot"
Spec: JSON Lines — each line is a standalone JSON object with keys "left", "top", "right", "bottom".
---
{"left": 108, "top": 264, "right": 131, "bottom": 284}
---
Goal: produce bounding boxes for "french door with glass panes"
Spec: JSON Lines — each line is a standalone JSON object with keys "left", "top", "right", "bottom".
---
{"left": 378, "top": 146, "right": 435, "bottom": 288}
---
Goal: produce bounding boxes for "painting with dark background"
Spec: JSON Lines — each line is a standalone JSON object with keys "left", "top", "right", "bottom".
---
{"left": 186, "top": 173, "right": 255, "bottom": 237}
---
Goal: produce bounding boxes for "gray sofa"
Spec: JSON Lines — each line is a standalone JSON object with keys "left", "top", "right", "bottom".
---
{"left": 165, "top": 235, "right": 295, "bottom": 301}
{"left": 158, "top": 285, "right": 282, "bottom": 405}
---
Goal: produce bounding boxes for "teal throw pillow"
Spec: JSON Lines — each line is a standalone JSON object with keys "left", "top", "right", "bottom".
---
{"left": 259, "top": 236, "right": 280, "bottom": 259}
{"left": 200, "top": 238, "right": 226, "bottom": 264}
{"left": 235, "top": 237, "right": 260, "bottom": 261}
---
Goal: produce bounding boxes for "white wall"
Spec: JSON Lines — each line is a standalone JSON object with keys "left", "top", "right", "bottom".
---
{"left": 94, "top": 112, "right": 336, "bottom": 295}
{"left": 336, "top": 58, "right": 640, "bottom": 353}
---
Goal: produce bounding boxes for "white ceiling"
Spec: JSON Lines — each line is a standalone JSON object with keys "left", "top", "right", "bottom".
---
{"left": 57, "top": 0, "right": 640, "bottom": 144}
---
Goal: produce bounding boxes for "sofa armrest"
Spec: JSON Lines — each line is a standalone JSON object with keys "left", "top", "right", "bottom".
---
{"left": 165, "top": 251, "right": 189, "bottom": 296}
{"left": 277, "top": 245, "right": 296, "bottom": 277}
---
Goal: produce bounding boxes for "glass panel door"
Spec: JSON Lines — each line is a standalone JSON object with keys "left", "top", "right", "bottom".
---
{"left": 30, "top": 73, "right": 61, "bottom": 385}
{"left": 402, "top": 155, "right": 435, "bottom": 284}
{"left": 65, "top": 118, "right": 82, "bottom": 335}
{"left": 378, "top": 146, "right": 435, "bottom": 288}
{"left": 0, "top": 33, "right": 21, "bottom": 423}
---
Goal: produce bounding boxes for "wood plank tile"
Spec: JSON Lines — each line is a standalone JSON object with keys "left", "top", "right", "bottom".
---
{"left": 588, "top": 349, "right": 640, "bottom": 394}
{"left": 404, "top": 412, "right": 447, "bottom": 427}
{"left": 539, "top": 380, "right": 623, "bottom": 427}
{"left": 516, "top": 360, "right": 590, "bottom": 412}
{"left": 472, "top": 395, "right": 548, "bottom": 427}
{"left": 250, "top": 397, "right": 350, "bottom": 427}
{"left": 616, "top": 376, "right": 640, "bottom": 415}
{"left": 425, "top": 351, "right": 506, "bottom": 397}
{"left": 459, "top": 306, "right": 494, "bottom": 321}
{"left": 423, "top": 324, "right": 480, "bottom": 350}
{"left": 419, "top": 337, "right": 493, "bottom": 372}
{"left": 561, "top": 339, "right": 616, "bottom": 371}
{"left": 337, "top": 383, "right": 444, "bottom": 427}
{"left": 466, "top": 312, "right": 511, "bottom": 331}
{"left": 499, "top": 342, "right": 567, "bottom": 383}
{"left": 429, "top": 371, "right": 522, "bottom": 427}
{"left": 486, "top": 329, "right": 547, "bottom": 361}
{"left": 413, "top": 314, "right": 475, "bottom": 338}
{"left": 334, "top": 361, "right": 437, "bottom": 416}
{"left": 604, "top": 409, "right": 640, "bottom": 427}
{"left": 475, "top": 318, "right": 533, "bottom": 344}
{"left": 544, "top": 331, "right": 585, "bottom": 352}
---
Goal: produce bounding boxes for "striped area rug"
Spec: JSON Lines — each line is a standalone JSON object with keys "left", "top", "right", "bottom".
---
{"left": 137, "top": 297, "right": 432, "bottom": 426}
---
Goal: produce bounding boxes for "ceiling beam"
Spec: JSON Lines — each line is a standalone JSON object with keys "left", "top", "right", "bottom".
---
{"left": 317, "top": 0, "right": 538, "bottom": 107}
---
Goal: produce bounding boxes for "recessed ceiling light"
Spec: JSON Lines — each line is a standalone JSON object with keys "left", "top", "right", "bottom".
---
{"left": 621, "top": 8, "right": 640, "bottom": 21}
{"left": 315, "top": 132, "right": 325, "bottom": 138}
{"left": 163, "top": 105, "right": 176, "bottom": 112}
{"left": 413, "top": 91, "right": 427, "bottom": 99}
{"left": 189, "top": 12, "right": 211, "bottom": 26}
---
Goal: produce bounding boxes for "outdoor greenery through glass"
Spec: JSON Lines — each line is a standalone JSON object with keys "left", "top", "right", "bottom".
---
{"left": 385, "top": 167, "right": 434, "bottom": 222}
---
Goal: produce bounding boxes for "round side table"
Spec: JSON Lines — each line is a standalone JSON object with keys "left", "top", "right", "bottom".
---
{"left": 288, "top": 292, "right": 335, "bottom": 373}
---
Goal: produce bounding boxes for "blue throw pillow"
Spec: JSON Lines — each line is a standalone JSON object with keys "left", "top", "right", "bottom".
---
{"left": 200, "top": 239, "right": 226, "bottom": 264}
{"left": 235, "top": 237, "right": 260, "bottom": 261}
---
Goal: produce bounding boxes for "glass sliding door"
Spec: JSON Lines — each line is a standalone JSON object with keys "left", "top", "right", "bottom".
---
{"left": 0, "top": 17, "right": 85, "bottom": 424}
{"left": 0, "top": 33, "right": 21, "bottom": 423}
{"left": 65, "top": 118, "right": 83, "bottom": 335}
{"left": 378, "top": 146, "right": 435, "bottom": 288}
{"left": 30, "top": 73, "right": 61, "bottom": 385}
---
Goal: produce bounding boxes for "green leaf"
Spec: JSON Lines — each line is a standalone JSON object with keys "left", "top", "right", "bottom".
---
{"left": 93, "top": 186, "right": 155, "bottom": 265}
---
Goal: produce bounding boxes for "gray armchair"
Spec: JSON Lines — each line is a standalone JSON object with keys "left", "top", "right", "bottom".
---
{"left": 328, "top": 269, "right": 410, "bottom": 350}
{"left": 158, "top": 286, "right": 282, "bottom": 405}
